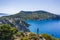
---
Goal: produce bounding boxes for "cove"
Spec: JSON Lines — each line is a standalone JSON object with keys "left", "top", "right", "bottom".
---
{"left": 26, "top": 20, "right": 60, "bottom": 38}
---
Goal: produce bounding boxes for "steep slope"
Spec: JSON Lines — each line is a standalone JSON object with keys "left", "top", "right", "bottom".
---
{"left": 0, "top": 18, "right": 30, "bottom": 32}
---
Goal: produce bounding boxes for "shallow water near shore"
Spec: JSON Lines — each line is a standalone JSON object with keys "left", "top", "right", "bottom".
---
{"left": 26, "top": 20, "right": 60, "bottom": 38}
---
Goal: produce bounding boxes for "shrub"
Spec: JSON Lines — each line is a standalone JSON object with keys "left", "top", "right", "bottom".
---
{"left": 41, "top": 34, "right": 57, "bottom": 40}
{"left": 0, "top": 24, "right": 18, "bottom": 40}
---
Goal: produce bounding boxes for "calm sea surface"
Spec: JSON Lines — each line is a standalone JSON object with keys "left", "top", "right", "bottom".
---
{"left": 26, "top": 20, "right": 60, "bottom": 38}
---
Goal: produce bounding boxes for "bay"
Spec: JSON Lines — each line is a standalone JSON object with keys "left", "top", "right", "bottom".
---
{"left": 26, "top": 20, "right": 60, "bottom": 38}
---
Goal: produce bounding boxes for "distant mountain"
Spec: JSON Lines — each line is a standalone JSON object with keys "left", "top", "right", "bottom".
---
{"left": 5, "top": 10, "right": 60, "bottom": 20}
{"left": 0, "top": 13, "right": 8, "bottom": 17}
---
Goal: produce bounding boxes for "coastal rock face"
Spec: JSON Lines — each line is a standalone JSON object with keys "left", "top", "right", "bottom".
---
{"left": 0, "top": 18, "right": 30, "bottom": 32}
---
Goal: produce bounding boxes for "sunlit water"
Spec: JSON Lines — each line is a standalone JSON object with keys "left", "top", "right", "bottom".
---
{"left": 26, "top": 20, "right": 60, "bottom": 38}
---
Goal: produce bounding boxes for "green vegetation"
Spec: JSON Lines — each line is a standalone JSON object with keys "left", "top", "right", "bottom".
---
{"left": 14, "top": 32, "right": 59, "bottom": 40}
{"left": 0, "top": 24, "right": 59, "bottom": 40}
{"left": 1, "top": 10, "right": 60, "bottom": 20}
{"left": 41, "top": 34, "right": 57, "bottom": 40}
{"left": 0, "top": 24, "right": 18, "bottom": 40}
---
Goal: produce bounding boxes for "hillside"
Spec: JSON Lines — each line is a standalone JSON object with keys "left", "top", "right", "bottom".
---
{"left": 0, "top": 18, "right": 30, "bottom": 32}
{"left": 3, "top": 10, "right": 60, "bottom": 20}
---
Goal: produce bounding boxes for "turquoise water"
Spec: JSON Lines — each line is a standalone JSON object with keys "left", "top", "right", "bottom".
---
{"left": 26, "top": 20, "right": 60, "bottom": 38}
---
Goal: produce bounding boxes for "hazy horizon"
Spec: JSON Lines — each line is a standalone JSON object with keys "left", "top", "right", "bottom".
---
{"left": 0, "top": 0, "right": 60, "bottom": 15}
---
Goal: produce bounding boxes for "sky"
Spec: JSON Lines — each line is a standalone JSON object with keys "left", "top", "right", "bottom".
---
{"left": 0, "top": 0, "right": 60, "bottom": 15}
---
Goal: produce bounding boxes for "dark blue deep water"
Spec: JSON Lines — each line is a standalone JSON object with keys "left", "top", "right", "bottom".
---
{"left": 26, "top": 20, "right": 60, "bottom": 38}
